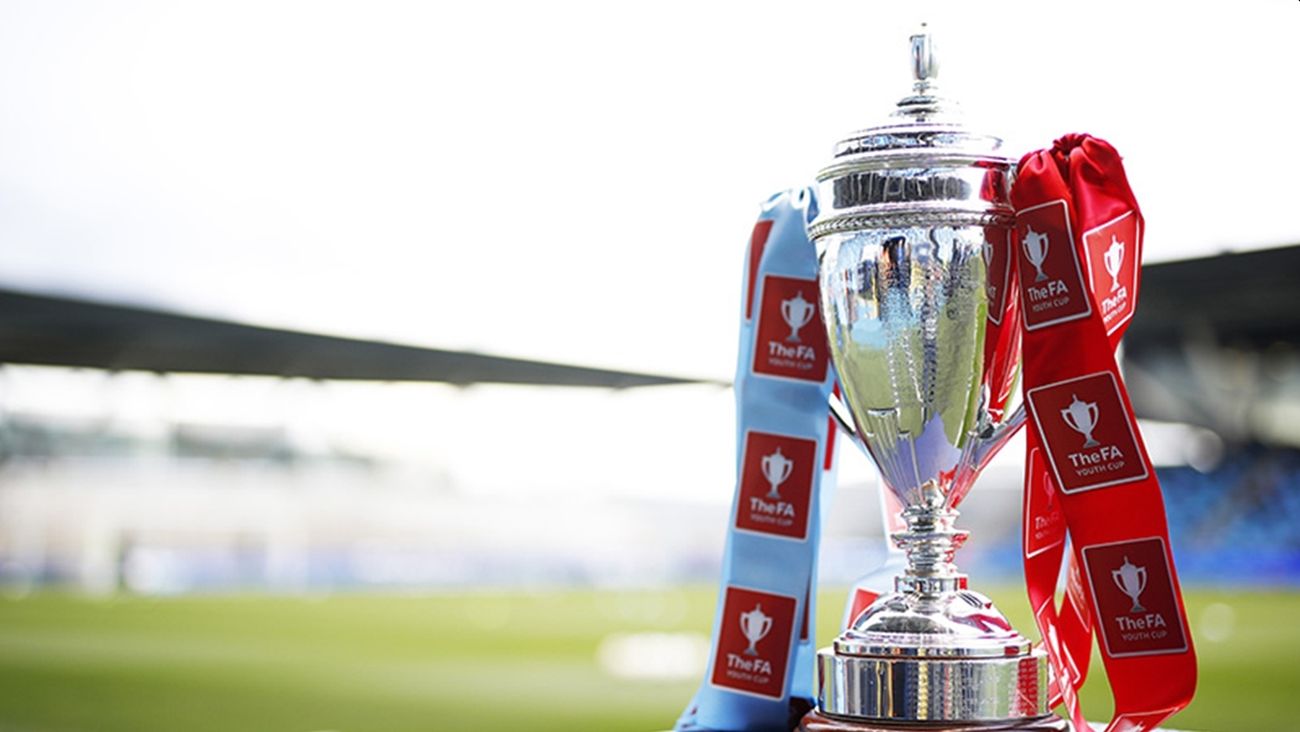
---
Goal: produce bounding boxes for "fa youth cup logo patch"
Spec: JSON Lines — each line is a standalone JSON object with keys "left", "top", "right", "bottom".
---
{"left": 735, "top": 431, "right": 816, "bottom": 540}
{"left": 753, "top": 275, "right": 829, "bottom": 382}
{"left": 710, "top": 587, "right": 796, "bottom": 698}
{"left": 1082, "top": 538, "right": 1188, "bottom": 658}
{"left": 1016, "top": 199, "right": 1092, "bottom": 330}
{"left": 1027, "top": 372, "right": 1149, "bottom": 493}
{"left": 1084, "top": 210, "right": 1141, "bottom": 334}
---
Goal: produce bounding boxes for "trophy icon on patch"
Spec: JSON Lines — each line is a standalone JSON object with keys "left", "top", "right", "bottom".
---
{"left": 1104, "top": 235, "right": 1125, "bottom": 292}
{"left": 739, "top": 604, "right": 773, "bottom": 656}
{"left": 781, "top": 291, "right": 815, "bottom": 342}
{"left": 1022, "top": 227, "right": 1050, "bottom": 282}
{"left": 761, "top": 448, "right": 794, "bottom": 500}
{"left": 1061, "top": 394, "right": 1101, "bottom": 448}
{"left": 1112, "top": 556, "right": 1148, "bottom": 613}
{"left": 1042, "top": 469, "right": 1059, "bottom": 515}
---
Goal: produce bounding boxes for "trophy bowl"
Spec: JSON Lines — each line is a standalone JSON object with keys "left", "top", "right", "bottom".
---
{"left": 801, "top": 30, "right": 1065, "bottom": 730}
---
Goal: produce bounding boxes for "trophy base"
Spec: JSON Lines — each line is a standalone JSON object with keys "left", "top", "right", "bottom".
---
{"left": 798, "top": 710, "right": 1069, "bottom": 731}
{"left": 816, "top": 588, "right": 1055, "bottom": 724}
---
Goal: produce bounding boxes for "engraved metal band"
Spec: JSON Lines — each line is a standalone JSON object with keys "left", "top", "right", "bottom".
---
{"left": 830, "top": 130, "right": 1002, "bottom": 158}
{"left": 808, "top": 210, "right": 1015, "bottom": 241}
{"left": 815, "top": 152, "right": 1010, "bottom": 182}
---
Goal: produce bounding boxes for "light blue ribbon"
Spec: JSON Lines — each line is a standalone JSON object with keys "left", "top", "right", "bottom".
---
{"left": 675, "top": 188, "right": 838, "bottom": 732}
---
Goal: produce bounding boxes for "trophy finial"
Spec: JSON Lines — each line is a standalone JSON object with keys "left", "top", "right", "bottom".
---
{"left": 910, "top": 24, "right": 939, "bottom": 93}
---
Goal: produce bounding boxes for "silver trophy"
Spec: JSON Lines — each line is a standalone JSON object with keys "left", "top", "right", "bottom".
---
{"left": 802, "top": 30, "right": 1067, "bottom": 730}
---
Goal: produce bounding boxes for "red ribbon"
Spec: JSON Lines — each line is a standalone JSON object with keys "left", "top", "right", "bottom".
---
{"left": 1013, "top": 135, "right": 1197, "bottom": 732}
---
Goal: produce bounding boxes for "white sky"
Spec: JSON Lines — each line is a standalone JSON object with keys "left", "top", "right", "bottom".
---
{"left": 0, "top": 2, "right": 1296, "bottom": 502}
{"left": 2, "top": 1, "right": 1298, "bottom": 381}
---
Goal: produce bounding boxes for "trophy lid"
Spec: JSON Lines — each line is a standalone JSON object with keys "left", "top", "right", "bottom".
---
{"left": 808, "top": 27, "right": 1014, "bottom": 240}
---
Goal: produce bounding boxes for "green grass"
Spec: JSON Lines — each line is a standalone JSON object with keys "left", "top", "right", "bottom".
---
{"left": 0, "top": 587, "right": 1292, "bottom": 731}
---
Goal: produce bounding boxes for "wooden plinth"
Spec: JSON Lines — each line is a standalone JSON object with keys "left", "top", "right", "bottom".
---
{"left": 798, "top": 710, "right": 1071, "bottom": 731}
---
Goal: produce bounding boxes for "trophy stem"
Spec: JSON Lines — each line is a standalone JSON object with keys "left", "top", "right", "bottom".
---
{"left": 891, "top": 505, "right": 969, "bottom": 595}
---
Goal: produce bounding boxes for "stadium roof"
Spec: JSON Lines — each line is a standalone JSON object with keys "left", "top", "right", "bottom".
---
{"left": 1126, "top": 245, "right": 1300, "bottom": 353}
{"left": 0, "top": 288, "right": 720, "bottom": 389}
{"left": 0, "top": 245, "right": 1295, "bottom": 442}
{"left": 1122, "top": 245, "right": 1300, "bottom": 446}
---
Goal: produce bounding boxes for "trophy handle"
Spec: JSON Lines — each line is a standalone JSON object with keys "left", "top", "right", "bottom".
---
{"left": 781, "top": 299, "right": 794, "bottom": 326}
{"left": 970, "top": 402, "right": 1026, "bottom": 470}
{"left": 758, "top": 615, "right": 773, "bottom": 641}
{"left": 828, "top": 392, "right": 880, "bottom": 463}
{"left": 831, "top": 390, "right": 1027, "bottom": 467}
{"left": 1085, "top": 402, "right": 1099, "bottom": 431}
{"left": 828, "top": 392, "right": 859, "bottom": 440}
{"left": 1135, "top": 566, "right": 1147, "bottom": 595}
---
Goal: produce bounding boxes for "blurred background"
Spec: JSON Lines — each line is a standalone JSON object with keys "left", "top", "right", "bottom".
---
{"left": 1, "top": 1, "right": 1298, "bottom": 731}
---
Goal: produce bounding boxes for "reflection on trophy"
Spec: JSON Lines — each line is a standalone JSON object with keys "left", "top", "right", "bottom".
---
{"left": 781, "top": 291, "right": 815, "bottom": 342}
{"left": 1023, "top": 227, "right": 1051, "bottom": 282}
{"left": 982, "top": 240, "right": 998, "bottom": 300}
{"left": 1105, "top": 235, "right": 1125, "bottom": 291}
{"left": 1113, "top": 556, "right": 1149, "bottom": 613}
{"left": 1062, "top": 395, "right": 1102, "bottom": 448}
{"left": 761, "top": 448, "right": 794, "bottom": 499}
{"left": 739, "top": 604, "right": 773, "bottom": 656}
{"left": 800, "top": 29, "right": 1067, "bottom": 730}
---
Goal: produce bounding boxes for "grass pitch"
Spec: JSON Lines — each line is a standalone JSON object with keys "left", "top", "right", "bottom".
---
{"left": 0, "top": 587, "right": 1291, "bottom": 731}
